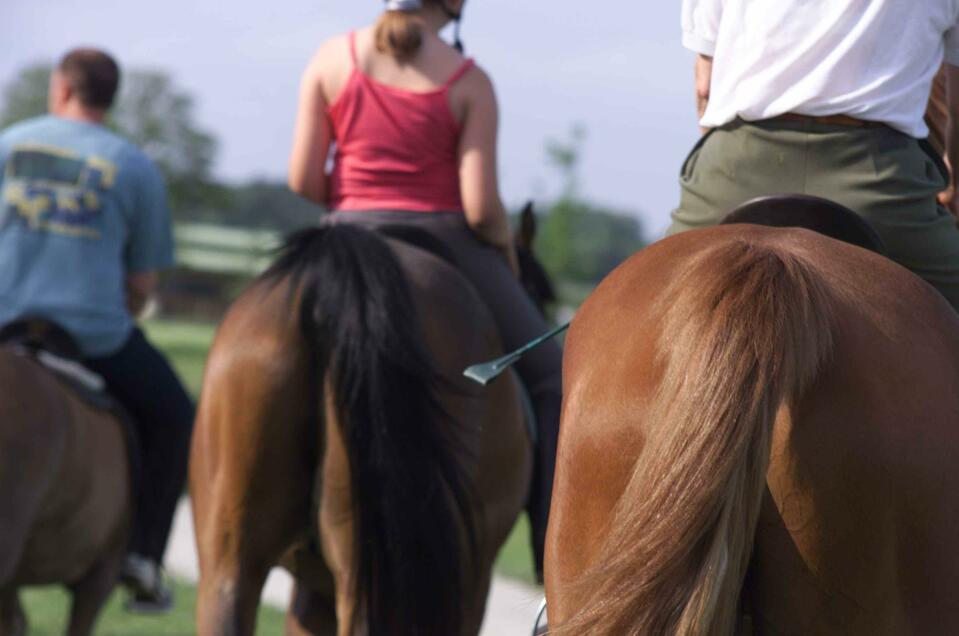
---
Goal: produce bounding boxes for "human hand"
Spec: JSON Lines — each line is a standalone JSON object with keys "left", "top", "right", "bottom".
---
{"left": 939, "top": 154, "right": 958, "bottom": 217}
{"left": 939, "top": 186, "right": 957, "bottom": 217}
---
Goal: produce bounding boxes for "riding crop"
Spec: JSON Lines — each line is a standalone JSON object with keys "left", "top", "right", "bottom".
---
{"left": 463, "top": 321, "right": 570, "bottom": 385}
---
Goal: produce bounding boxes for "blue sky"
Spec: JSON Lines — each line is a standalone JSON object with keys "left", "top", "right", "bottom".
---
{"left": 1, "top": 0, "right": 700, "bottom": 235}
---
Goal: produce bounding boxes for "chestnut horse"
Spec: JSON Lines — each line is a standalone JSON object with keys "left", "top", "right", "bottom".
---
{"left": 191, "top": 225, "right": 531, "bottom": 635}
{"left": 545, "top": 223, "right": 959, "bottom": 634}
{"left": 0, "top": 346, "right": 130, "bottom": 636}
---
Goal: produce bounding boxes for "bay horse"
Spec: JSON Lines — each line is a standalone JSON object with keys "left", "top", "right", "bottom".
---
{"left": 191, "top": 224, "right": 531, "bottom": 635}
{"left": 515, "top": 201, "right": 557, "bottom": 317}
{"left": 545, "top": 222, "right": 959, "bottom": 634}
{"left": 0, "top": 339, "right": 130, "bottom": 636}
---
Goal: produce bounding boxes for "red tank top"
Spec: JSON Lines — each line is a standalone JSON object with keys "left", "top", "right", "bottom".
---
{"left": 326, "top": 32, "right": 475, "bottom": 212}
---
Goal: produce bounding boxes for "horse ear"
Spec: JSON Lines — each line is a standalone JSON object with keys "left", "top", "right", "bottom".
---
{"left": 518, "top": 201, "right": 537, "bottom": 244}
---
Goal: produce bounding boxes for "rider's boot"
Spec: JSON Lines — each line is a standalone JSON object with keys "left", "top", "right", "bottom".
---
{"left": 120, "top": 553, "right": 173, "bottom": 613}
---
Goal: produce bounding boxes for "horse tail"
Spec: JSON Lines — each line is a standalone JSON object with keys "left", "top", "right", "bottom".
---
{"left": 266, "top": 225, "right": 475, "bottom": 636}
{"left": 563, "top": 239, "right": 835, "bottom": 636}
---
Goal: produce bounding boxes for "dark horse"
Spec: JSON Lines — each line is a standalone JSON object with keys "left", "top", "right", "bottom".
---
{"left": 515, "top": 202, "right": 557, "bottom": 317}
{"left": 545, "top": 213, "right": 959, "bottom": 634}
{"left": 191, "top": 225, "right": 531, "bottom": 635}
{"left": 0, "top": 334, "right": 131, "bottom": 636}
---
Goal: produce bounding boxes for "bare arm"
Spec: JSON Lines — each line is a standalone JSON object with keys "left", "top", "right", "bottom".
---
{"left": 126, "top": 271, "right": 157, "bottom": 318}
{"left": 288, "top": 50, "right": 332, "bottom": 205}
{"left": 695, "top": 54, "right": 713, "bottom": 134}
{"left": 457, "top": 69, "right": 518, "bottom": 276}
{"left": 941, "top": 64, "right": 959, "bottom": 215}
{"left": 925, "top": 67, "right": 948, "bottom": 155}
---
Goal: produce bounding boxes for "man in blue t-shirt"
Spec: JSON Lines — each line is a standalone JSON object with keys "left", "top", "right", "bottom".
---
{"left": 0, "top": 48, "right": 193, "bottom": 612}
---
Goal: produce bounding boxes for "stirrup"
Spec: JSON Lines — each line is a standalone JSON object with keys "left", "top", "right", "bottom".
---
{"left": 532, "top": 598, "right": 548, "bottom": 636}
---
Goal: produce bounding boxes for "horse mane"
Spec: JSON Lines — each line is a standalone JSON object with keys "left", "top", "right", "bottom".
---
{"left": 557, "top": 237, "right": 835, "bottom": 635}
{"left": 263, "top": 224, "right": 477, "bottom": 635}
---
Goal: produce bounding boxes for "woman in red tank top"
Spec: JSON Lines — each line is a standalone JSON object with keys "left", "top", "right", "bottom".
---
{"left": 288, "top": 0, "right": 561, "bottom": 580}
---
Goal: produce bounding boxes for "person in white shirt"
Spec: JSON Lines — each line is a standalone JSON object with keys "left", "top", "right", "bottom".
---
{"left": 673, "top": 0, "right": 959, "bottom": 311}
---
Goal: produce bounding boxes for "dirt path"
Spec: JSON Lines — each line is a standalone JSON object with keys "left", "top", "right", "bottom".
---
{"left": 168, "top": 500, "right": 542, "bottom": 635}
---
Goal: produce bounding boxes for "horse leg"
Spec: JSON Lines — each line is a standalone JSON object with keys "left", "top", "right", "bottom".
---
{"left": 284, "top": 576, "right": 337, "bottom": 636}
{"left": 192, "top": 288, "right": 316, "bottom": 636}
{"left": 196, "top": 562, "right": 269, "bottom": 636}
{"left": 65, "top": 546, "right": 125, "bottom": 636}
{"left": 0, "top": 501, "right": 32, "bottom": 590}
{"left": 282, "top": 412, "right": 349, "bottom": 636}
{"left": 0, "top": 588, "right": 26, "bottom": 636}
{"left": 193, "top": 442, "right": 312, "bottom": 636}
{"left": 462, "top": 569, "right": 493, "bottom": 636}
{"left": 0, "top": 410, "right": 61, "bottom": 636}
{"left": 193, "top": 404, "right": 315, "bottom": 636}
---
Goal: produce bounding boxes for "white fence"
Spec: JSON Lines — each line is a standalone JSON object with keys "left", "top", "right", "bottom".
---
{"left": 174, "top": 223, "right": 281, "bottom": 276}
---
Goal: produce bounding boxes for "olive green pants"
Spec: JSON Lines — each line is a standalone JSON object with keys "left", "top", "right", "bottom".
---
{"left": 669, "top": 118, "right": 959, "bottom": 312}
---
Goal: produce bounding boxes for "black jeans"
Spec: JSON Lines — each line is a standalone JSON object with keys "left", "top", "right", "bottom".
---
{"left": 85, "top": 328, "right": 194, "bottom": 563}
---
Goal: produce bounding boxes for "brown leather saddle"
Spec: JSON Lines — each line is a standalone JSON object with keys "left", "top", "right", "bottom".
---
{"left": 720, "top": 194, "right": 886, "bottom": 255}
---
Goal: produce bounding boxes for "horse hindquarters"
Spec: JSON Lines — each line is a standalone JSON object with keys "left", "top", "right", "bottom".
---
{"left": 191, "top": 280, "right": 318, "bottom": 636}
{"left": 282, "top": 226, "right": 477, "bottom": 636}
{"left": 0, "top": 352, "right": 130, "bottom": 636}
{"left": 194, "top": 225, "right": 526, "bottom": 636}
{"left": 549, "top": 238, "right": 835, "bottom": 635}
{"left": 0, "top": 355, "right": 65, "bottom": 589}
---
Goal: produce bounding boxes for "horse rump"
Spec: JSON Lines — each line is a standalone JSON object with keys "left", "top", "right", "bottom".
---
{"left": 264, "top": 225, "right": 478, "bottom": 635}
{"left": 558, "top": 238, "right": 835, "bottom": 636}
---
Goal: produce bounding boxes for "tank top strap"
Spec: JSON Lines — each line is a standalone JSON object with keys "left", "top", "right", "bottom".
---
{"left": 348, "top": 31, "right": 359, "bottom": 68}
{"left": 444, "top": 59, "right": 476, "bottom": 87}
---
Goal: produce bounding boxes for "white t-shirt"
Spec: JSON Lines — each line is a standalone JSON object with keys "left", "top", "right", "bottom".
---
{"left": 682, "top": 0, "right": 959, "bottom": 137}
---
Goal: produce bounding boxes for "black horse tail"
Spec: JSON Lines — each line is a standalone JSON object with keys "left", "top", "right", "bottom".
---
{"left": 264, "top": 224, "right": 476, "bottom": 635}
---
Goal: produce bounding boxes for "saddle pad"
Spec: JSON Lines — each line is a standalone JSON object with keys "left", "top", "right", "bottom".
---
{"left": 34, "top": 349, "right": 106, "bottom": 392}
{"left": 6, "top": 344, "right": 113, "bottom": 412}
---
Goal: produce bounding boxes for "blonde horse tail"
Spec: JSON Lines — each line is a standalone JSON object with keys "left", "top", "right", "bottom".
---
{"left": 562, "top": 239, "right": 835, "bottom": 635}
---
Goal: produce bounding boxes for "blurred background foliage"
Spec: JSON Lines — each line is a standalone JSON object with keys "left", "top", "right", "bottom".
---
{"left": 1, "top": 64, "right": 648, "bottom": 320}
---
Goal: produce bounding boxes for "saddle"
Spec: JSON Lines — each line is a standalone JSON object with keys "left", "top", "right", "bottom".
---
{"left": 376, "top": 224, "right": 460, "bottom": 267}
{"left": 0, "top": 318, "right": 110, "bottom": 405}
{"left": 720, "top": 194, "right": 887, "bottom": 255}
{"left": 0, "top": 318, "right": 141, "bottom": 494}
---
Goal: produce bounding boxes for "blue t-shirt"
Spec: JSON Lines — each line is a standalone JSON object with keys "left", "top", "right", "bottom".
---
{"left": 0, "top": 115, "right": 174, "bottom": 357}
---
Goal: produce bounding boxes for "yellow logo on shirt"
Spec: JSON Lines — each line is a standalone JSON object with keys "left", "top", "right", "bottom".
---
{"left": 2, "top": 144, "right": 117, "bottom": 240}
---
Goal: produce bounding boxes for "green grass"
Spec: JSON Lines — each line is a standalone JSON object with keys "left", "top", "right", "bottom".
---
{"left": 20, "top": 579, "right": 286, "bottom": 635}
{"left": 141, "top": 319, "right": 217, "bottom": 398}
{"left": 20, "top": 319, "right": 539, "bottom": 633}
{"left": 494, "top": 514, "right": 538, "bottom": 584}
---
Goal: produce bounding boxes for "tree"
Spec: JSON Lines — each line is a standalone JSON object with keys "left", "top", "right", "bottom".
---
{"left": 545, "top": 123, "right": 587, "bottom": 199}
{"left": 0, "top": 63, "right": 223, "bottom": 213}
{"left": 0, "top": 64, "right": 50, "bottom": 128}
{"left": 193, "top": 180, "right": 324, "bottom": 232}
{"left": 110, "top": 71, "right": 224, "bottom": 212}
{"left": 536, "top": 124, "right": 647, "bottom": 285}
